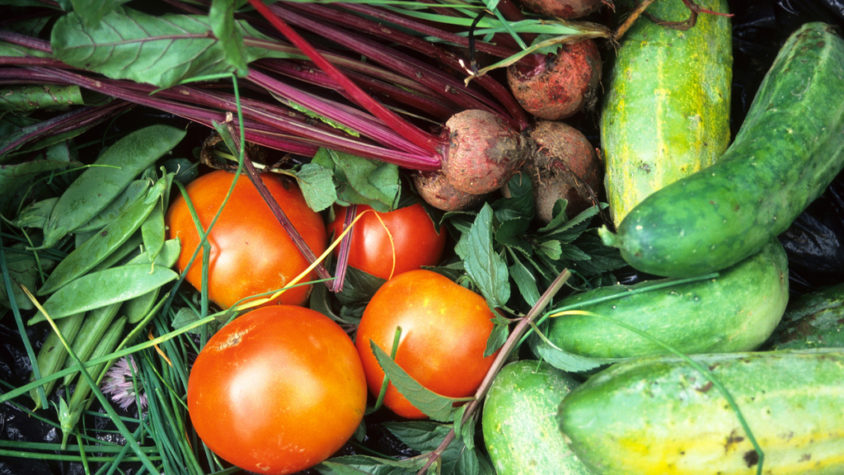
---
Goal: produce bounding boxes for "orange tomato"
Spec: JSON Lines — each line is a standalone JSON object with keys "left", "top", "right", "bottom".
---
{"left": 187, "top": 305, "right": 367, "bottom": 474}
{"left": 330, "top": 203, "right": 447, "bottom": 280}
{"left": 355, "top": 269, "right": 498, "bottom": 418}
{"left": 166, "top": 170, "right": 326, "bottom": 308}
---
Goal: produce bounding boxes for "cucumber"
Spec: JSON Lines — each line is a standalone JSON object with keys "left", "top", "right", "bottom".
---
{"left": 601, "top": 0, "right": 732, "bottom": 226}
{"left": 558, "top": 349, "right": 844, "bottom": 474}
{"left": 768, "top": 282, "right": 844, "bottom": 350}
{"left": 481, "top": 360, "right": 589, "bottom": 475}
{"left": 600, "top": 22, "right": 844, "bottom": 277}
{"left": 545, "top": 239, "right": 788, "bottom": 359}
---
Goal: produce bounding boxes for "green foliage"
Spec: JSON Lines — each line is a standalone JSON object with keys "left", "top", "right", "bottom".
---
{"left": 309, "top": 148, "right": 401, "bottom": 212}
{"left": 50, "top": 6, "right": 289, "bottom": 88}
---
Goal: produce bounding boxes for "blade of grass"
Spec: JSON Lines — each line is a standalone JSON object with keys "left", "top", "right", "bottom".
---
{"left": 0, "top": 224, "right": 48, "bottom": 409}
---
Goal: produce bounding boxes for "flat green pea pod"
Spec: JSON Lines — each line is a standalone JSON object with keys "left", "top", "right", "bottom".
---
{"left": 39, "top": 173, "right": 168, "bottom": 295}
{"left": 482, "top": 360, "right": 589, "bottom": 475}
{"left": 600, "top": 23, "right": 844, "bottom": 277}
{"left": 768, "top": 282, "right": 844, "bottom": 350}
{"left": 29, "top": 312, "right": 84, "bottom": 408}
{"left": 559, "top": 349, "right": 844, "bottom": 474}
{"left": 60, "top": 315, "right": 127, "bottom": 449}
{"left": 41, "top": 125, "right": 185, "bottom": 248}
{"left": 123, "top": 238, "right": 180, "bottom": 324}
{"left": 61, "top": 303, "right": 121, "bottom": 385}
{"left": 29, "top": 264, "right": 178, "bottom": 324}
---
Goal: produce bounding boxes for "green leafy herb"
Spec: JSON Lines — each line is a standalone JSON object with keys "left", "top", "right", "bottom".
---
{"left": 370, "top": 340, "right": 463, "bottom": 423}
{"left": 454, "top": 203, "right": 510, "bottom": 309}
{"left": 51, "top": 7, "right": 289, "bottom": 88}
{"left": 311, "top": 148, "right": 400, "bottom": 212}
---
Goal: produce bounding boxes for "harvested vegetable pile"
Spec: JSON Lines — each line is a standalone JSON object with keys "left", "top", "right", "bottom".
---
{"left": 1, "top": 1, "right": 843, "bottom": 474}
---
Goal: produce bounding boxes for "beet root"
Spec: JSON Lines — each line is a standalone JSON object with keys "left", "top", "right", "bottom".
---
{"left": 519, "top": 0, "right": 604, "bottom": 19}
{"left": 528, "top": 120, "right": 602, "bottom": 222}
{"left": 412, "top": 170, "right": 487, "bottom": 211}
{"left": 507, "top": 40, "right": 602, "bottom": 121}
{"left": 441, "top": 109, "right": 528, "bottom": 195}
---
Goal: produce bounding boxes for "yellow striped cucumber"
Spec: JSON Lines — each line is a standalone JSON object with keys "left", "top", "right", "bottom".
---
{"left": 601, "top": 0, "right": 732, "bottom": 226}
{"left": 545, "top": 239, "right": 788, "bottom": 359}
{"left": 601, "top": 22, "right": 844, "bottom": 277}
{"left": 559, "top": 349, "right": 844, "bottom": 474}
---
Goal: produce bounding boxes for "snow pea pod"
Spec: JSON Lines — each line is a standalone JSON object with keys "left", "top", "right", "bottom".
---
{"left": 39, "top": 174, "right": 168, "bottom": 295}
{"left": 41, "top": 124, "right": 185, "bottom": 247}
{"left": 62, "top": 302, "right": 121, "bottom": 385}
{"left": 29, "top": 264, "right": 178, "bottom": 324}
{"left": 29, "top": 311, "right": 84, "bottom": 408}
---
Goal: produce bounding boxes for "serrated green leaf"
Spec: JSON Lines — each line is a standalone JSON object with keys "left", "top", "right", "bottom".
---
{"left": 529, "top": 331, "right": 615, "bottom": 373}
{"left": 382, "top": 420, "right": 467, "bottom": 474}
{"left": 456, "top": 447, "right": 480, "bottom": 475}
{"left": 508, "top": 255, "right": 540, "bottom": 306}
{"left": 312, "top": 148, "right": 400, "bottom": 212}
{"left": 454, "top": 203, "right": 510, "bottom": 308}
{"left": 484, "top": 318, "right": 508, "bottom": 358}
{"left": 29, "top": 264, "right": 179, "bottom": 324}
{"left": 41, "top": 125, "right": 184, "bottom": 247}
{"left": 370, "top": 341, "right": 460, "bottom": 423}
{"left": 560, "top": 243, "right": 592, "bottom": 262}
{"left": 382, "top": 420, "right": 451, "bottom": 453}
{"left": 297, "top": 162, "right": 338, "bottom": 212}
{"left": 318, "top": 455, "right": 422, "bottom": 475}
{"left": 537, "top": 239, "right": 562, "bottom": 260}
{"left": 51, "top": 7, "right": 290, "bottom": 88}
{"left": 493, "top": 172, "right": 534, "bottom": 222}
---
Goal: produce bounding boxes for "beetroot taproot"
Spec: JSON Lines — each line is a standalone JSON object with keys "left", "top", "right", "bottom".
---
{"left": 519, "top": 0, "right": 604, "bottom": 19}
{"left": 528, "top": 120, "right": 601, "bottom": 221}
{"left": 507, "top": 40, "right": 602, "bottom": 121}
{"left": 412, "top": 170, "right": 487, "bottom": 211}
{"left": 440, "top": 109, "right": 528, "bottom": 195}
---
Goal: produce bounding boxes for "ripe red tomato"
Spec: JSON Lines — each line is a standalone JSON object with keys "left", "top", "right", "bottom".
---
{"left": 355, "top": 269, "right": 498, "bottom": 419}
{"left": 166, "top": 170, "right": 326, "bottom": 308}
{"left": 330, "top": 203, "right": 447, "bottom": 280}
{"left": 187, "top": 305, "right": 367, "bottom": 474}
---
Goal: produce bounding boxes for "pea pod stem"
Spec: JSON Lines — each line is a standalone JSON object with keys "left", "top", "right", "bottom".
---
{"left": 417, "top": 268, "right": 571, "bottom": 474}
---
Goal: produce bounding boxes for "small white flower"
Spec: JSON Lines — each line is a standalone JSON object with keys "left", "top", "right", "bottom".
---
{"left": 101, "top": 356, "right": 147, "bottom": 411}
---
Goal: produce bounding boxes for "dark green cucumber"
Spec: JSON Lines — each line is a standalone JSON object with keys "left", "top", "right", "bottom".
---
{"left": 600, "top": 22, "right": 844, "bottom": 277}
{"left": 481, "top": 360, "right": 589, "bottom": 474}
{"left": 602, "top": 0, "right": 732, "bottom": 226}
{"left": 545, "top": 239, "right": 788, "bottom": 359}
{"left": 558, "top": 349, "right": 844, "bottom": 474}
{"left": 768, "top": 282, "right": 844, "bottom": 350}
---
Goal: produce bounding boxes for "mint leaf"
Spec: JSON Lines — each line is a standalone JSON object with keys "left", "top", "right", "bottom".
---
{"left": 370, "top": 341, "right": 461, "bottom": 423}
{"left": 296, "top": 162, "right": 337, "bottom": 212}
{"left": 454, "top": 203, "right": 510, "bottom": 308}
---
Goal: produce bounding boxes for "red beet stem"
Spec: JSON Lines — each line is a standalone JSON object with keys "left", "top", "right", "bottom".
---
{"left": 247, "top": 0, "right": 442, "bottom": 156}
